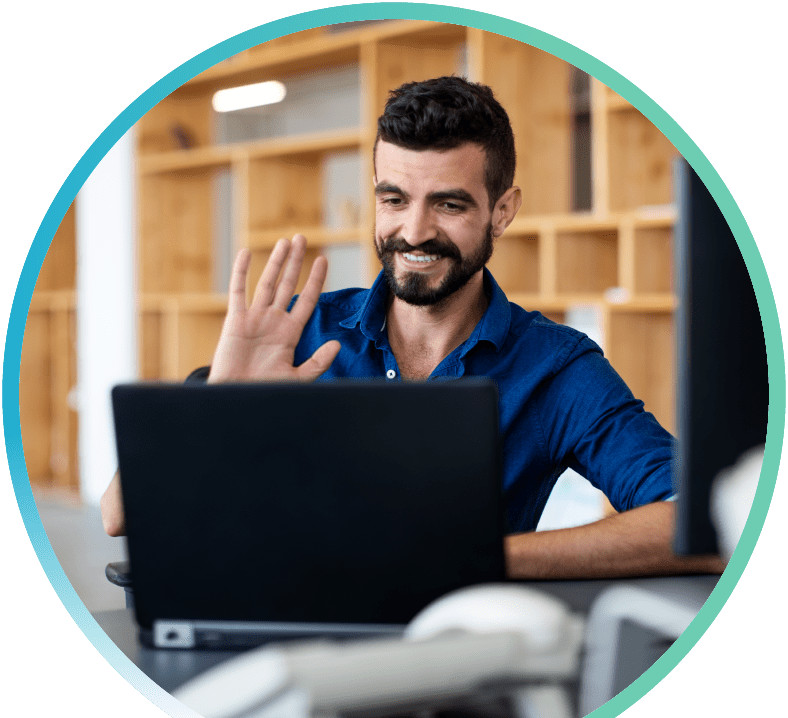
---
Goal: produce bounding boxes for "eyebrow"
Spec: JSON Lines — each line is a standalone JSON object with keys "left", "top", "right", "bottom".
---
{"left": 427, "top": 189, "right": 478, "bottom": 207}
{"left": 374, "top": 183, "right": 479, "bottom": 208}
{"left": 375, "top": 181, "right": 407, "bottom": 198}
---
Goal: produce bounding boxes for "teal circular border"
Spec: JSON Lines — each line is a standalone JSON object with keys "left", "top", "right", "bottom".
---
{"left": 3, "top": 4, "right": 784, "bottom": 716}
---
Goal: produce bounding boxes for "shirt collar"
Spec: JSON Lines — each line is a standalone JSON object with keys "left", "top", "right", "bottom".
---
{"left": 339, "top": 268, "right": 511, "bottom": 351}
{"left": 465, "top": 268, "right": 511, "bottom": 353}
{"left": 338, "top": 271, "right": 390, "bottom": 340}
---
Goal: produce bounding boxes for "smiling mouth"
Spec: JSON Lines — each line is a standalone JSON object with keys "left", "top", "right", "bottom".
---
{"left": 401, "top": 252, "right": 441, "bottom": 264}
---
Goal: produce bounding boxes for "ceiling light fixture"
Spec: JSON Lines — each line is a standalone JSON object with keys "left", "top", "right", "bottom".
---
{"left": 212, "top": 81, "right": 287, "bottom": 113}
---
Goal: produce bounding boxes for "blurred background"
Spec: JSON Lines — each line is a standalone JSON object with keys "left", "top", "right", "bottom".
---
{"left": 20, "top": 20, "right": 680, "bottom": 612}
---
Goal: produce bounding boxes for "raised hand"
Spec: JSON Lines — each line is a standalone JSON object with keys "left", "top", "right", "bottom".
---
{"left": 207, "top": 235, "right": 340, "bottom": 383}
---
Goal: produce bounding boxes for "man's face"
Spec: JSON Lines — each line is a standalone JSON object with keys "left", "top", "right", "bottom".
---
{"left": 374, "top": 141, "right": 494, "bottom": 306}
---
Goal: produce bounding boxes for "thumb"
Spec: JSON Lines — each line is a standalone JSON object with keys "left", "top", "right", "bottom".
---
{"left": 296, "top": 340, "right": 341, "bottom": 381}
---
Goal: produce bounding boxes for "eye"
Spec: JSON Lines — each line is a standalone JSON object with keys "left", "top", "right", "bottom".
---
{"left": 440, "top": 201, "right": 466, "bottom": 213}
{"left": 380, "top": 196, "right": 404, "bottom": 206}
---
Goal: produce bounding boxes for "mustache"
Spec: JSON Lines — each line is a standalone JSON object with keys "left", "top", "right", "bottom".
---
{"left": 378, "top": 236, "right": 462, "bottom": 262}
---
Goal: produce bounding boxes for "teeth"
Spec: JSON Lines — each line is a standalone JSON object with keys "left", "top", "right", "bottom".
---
{"left": 403, "top": 252, "right": 440, "bottom": 263}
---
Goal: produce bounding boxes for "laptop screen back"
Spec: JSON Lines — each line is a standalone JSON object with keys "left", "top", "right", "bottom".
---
{"left": 113, "top": 380, "right": 504, "bottom": 630}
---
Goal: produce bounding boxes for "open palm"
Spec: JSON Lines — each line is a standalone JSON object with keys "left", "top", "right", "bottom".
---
{"left": 208, "top": 235, "right": 340, "bottom": 383}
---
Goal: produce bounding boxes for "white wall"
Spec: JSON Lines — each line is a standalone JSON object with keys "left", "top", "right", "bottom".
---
{"left": 76, "top": 129, "right": 137, "bottom": 505}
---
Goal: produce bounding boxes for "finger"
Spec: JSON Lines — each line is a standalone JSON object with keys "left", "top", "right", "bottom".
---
{"left": 289, "top": 254, "right": 329, "bottom": 327}
{"left": 295, "top": 340, "right": 341, "bottom": 381}
{"left": 272, "top": 234, "right": 307, "bottom": 310}
{"left": 251, "top": 238, "right": 291, "bottom": 309}
{"left": 227, "top": 249, "right": 252, "bottom": 314}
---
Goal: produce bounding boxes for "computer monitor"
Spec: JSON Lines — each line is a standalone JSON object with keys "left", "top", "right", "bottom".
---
{"left": 673, "top": 159, "right": 769, "bottom": 555}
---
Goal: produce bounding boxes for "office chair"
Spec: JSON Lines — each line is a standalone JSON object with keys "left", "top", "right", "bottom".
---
{"left": 105, "top": 561, "right": 134, "bottom": 608}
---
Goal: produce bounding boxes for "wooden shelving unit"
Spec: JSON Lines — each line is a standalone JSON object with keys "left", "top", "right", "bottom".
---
{"left": 22, "top": 20, "right": 681, "bottom": 491}
{"left": 20, "top": 203, "right": 79, "bottom": 489}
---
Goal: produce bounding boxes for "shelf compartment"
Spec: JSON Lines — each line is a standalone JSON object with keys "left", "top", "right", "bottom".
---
{"left": 139, "top": 169, "right": 219, "bottom": 293}
{"left": 605, "top": 86, "right": 634, "bottom": 112}
{"left": 139, "top": 294, "right": 229, "bottom": 380}
{"left": 137, "top": 93, "right": 215, "bottom": 155}
{"left": 21, "top": 206, "right": 78, "bottom": 490}
{"left": 604, "top": 309, "right": 675, "bottom": 434}
{"left": 20, "top": 295, "right": 78, "bottom": 488}
{"left": 244, "top": 143, "right": 363, "bottom": 237}
{"left": 245, "top": 155, "right": 324, "bottom": 232}
{"left": 487, "top": 234, "right": 540, "bottom": 295}
{"left": 247, "top": 247, "right": 323, "bottom": 301}
{"left": 372, "top": 24, "right": 468, "bottom": 119}
{"left": 608, "top": 106, "right": 679, "bottom": 212}
{"left": 473, "top": 32, "right": 573, "bottom": 216}
{"left": 634, "top": 225, "right": 673, "bottom": 294}
{"left": 34, "top": 202, "right": 76, "bottom": 291}
{"left": 555, "top": 229, "right": 619, "bottom": 294}
{"left": 508, "top": 294, "right": 568, "bottom": 325}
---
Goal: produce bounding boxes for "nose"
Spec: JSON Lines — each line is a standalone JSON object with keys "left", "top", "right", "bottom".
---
{"left": 400, "top": 204, "right": 436, "bottom": 247}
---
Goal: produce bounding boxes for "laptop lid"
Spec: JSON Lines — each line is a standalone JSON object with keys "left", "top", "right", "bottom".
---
{"left": 112, "top": 380, "right": 504, "bottom": 646}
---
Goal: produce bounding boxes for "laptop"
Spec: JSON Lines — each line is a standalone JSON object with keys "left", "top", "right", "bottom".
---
{"left": 112, "top": 379, "right": 505, "bottom": 649}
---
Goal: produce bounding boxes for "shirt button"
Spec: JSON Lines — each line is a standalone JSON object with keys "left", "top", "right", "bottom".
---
{"left": 386, "top": 369, "right": 396, "bottom": 379}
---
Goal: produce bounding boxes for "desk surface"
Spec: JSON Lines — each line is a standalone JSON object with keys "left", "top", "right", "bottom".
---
{"left": 92, "top": 575, "right": 719, "bottom": 696}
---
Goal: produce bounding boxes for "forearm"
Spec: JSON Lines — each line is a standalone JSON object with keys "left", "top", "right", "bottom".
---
{"left": 505, "top": 501, "right": 726, "bottom": 580}
{"left": 100, "top": 470, "right": 126, "bottom": 537}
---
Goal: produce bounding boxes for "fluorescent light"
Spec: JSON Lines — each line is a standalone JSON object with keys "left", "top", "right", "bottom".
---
{"left": 212, "top": 81, "right": 287, "bottom": 113}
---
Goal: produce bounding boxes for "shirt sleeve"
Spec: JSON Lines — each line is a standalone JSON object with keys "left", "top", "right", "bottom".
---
{"left": 535, "top": 336, "right": 676, "bottom": 512}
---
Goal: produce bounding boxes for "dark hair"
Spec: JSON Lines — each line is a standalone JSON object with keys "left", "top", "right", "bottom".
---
{"left": 375, "top": 76, "right": 516, "bottom": 210}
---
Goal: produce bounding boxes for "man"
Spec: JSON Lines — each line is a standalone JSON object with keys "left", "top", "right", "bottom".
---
{"left": 102, "top": 76, "right": 724, "bottom": 578}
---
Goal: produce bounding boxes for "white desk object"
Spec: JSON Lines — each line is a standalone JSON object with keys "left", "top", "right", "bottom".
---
{"left": 174, "top": 585, "right": 585, "bottom": 718}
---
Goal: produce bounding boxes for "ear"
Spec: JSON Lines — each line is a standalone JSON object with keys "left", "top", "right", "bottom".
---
{"left": 491, "top": 187, "right": 522, "bottom": 238}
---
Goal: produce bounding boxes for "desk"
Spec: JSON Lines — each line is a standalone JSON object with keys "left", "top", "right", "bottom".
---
{"left": 92, "top": 575, "right": 718, "bottom": 707}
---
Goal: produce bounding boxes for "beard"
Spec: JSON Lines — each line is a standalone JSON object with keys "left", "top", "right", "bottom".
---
{"left": 375, "top": 223, "right": 494, "bottom": 306}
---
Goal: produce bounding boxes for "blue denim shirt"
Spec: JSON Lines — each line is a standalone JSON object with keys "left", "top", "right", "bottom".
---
{"left": 290, "top": 269, "right": 675, "bottom": 533}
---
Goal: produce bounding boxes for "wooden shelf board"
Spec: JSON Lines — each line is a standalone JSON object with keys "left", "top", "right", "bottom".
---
{"left": 139, "top": 146, "right": 234, "bottom": 175}
{"left": 247, "top": 226, "right": 364, "bottom": 249}
{"left": 630, "top": 205, "right": 677, "bottom": 226}
{"left": 139, "top": 128, "right": 366, "bottom": 175}
{"left": 509, "top": 292, "right": 675, "bottom": 313}
{"left": 27, "top": 290, "right": 76, "bottom": 312}
{"left": 505, "top": 207, "right": 675, "bottom": 236}
{"left": 183, "top": 21, "right": 457, "bottom": 90}
{"left": 606, "top": 295, "right": 677, "bottom": 312}
{"left": 607, "top": 93, "right": 634, "bottom": 112}
{"left": 139, "top": 293, "right": 229, "bottom": 313}
{"left": 244, "top": 128, "right": 366, "bottom": 159}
